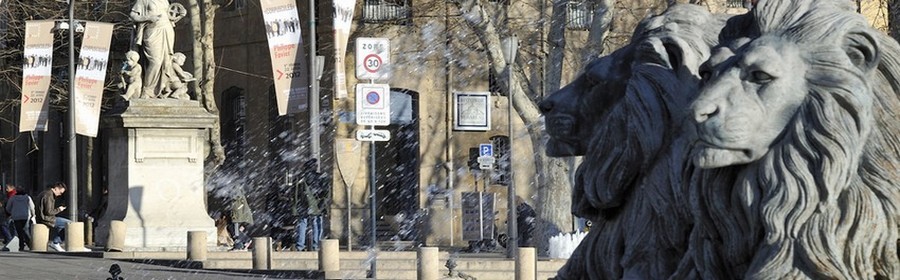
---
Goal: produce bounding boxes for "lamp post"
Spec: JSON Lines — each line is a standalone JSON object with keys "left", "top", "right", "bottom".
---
{"left": 501, "top": 35, "right": 518, "bottom": 259}
{"left": 66, "top": 0, "right": 78, "bottom": 222}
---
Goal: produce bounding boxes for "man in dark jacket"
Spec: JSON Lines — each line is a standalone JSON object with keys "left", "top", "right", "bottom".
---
{"left": 36, "top": 182, "right": 68, "bottom": 252}
{"left": 296, "top": 159, "right": 329, "bottom": 251}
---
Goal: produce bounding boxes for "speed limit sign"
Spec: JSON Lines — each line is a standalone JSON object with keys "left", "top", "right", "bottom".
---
{"left": 356, "top": 37, "right": 391, "bottom": 81}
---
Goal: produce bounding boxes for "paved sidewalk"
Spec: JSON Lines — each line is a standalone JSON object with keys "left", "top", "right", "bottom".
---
{"left": 0, "top": 252, "right": 306, "bottom": 279}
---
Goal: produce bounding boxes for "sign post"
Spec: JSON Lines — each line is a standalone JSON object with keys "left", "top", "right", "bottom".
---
{"left": 354, "top": 36, "right": 389, "bottom": 276}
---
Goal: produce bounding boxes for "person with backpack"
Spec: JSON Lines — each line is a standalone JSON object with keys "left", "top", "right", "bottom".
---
{"left": 5, "top": 187, "right": 34, "bottom": 251}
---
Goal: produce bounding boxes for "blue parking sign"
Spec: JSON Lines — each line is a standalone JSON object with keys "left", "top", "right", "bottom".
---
{"left": 479, "top": 144, "right": 493, "bottom": 157}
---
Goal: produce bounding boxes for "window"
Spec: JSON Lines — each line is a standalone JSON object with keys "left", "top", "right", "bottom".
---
{"left": 566, "top": 0, "right": 593, "bottom": 31}
{"left": 362, "top": 0, "right": 412, "bottom": 25}
{"left": 490, "top": 136, "right": 510, "bottom": 186}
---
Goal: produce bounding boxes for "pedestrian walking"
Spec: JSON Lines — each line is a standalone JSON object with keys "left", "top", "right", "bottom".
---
{"left": 296, "top": 159, "right": 329, "bottom": 251}
{"left": 228, "top": 189, "right": 253, "bottom": 251}
{"left": 0, "top": 185, "right": 13, "bottom": 251}
{"left": 36, "top": 182, "right": 69, "bottom": 252}
{"left": 5, "top": 187, "right": 34, "bottom": 251}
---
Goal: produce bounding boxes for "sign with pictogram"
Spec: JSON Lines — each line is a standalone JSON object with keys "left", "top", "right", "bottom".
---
{"left": 355, "top": 37, "right": 390, "bottom": 81}
{"left": 356, "top": 83, "right": 391, "bottom": 126}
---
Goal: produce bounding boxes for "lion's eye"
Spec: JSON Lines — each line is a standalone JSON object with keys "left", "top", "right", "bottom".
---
{"left": 750, "top": 70, "right": 774, "bottom": 83}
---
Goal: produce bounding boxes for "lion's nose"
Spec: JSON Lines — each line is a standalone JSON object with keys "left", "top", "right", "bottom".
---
{"left": 539, "top": 99, "right": 554, "bottom": 114}
{"left": 694, "top": 103, "right": 719, "bottom": 123}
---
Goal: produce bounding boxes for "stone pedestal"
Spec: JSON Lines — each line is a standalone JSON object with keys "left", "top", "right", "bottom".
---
{"left": 95, "top": 99, "right": 216, "bottom": 249}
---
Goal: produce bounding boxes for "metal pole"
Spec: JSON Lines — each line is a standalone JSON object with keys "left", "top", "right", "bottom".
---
{"left": 67, "top": 0, "right": 78, "bottom": 222}
{"left": 506, "top": 59, "right": 519, "bottom": 258}
{"left": 309, "top": 0, "right": 320, "bottom": 166}
{"left": 368, "top": 125, "right": 377, "bottom": 279}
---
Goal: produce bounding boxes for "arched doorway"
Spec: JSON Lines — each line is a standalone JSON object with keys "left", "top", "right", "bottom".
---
{"left": 374, "top": 88, "right": 420, "bottom": 242}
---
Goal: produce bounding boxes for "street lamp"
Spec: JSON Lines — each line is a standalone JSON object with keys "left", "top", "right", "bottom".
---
{"left": 66, "top": 0, "right": 78, "bottom": 222}
{"left": 501, "top": 35, "right": 518, "bottom": 259}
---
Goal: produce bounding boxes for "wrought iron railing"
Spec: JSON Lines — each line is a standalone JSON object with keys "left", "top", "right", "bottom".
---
{"left": 567, "top": 0, "right": 593, "bottom": 31}
{"left": 363, "top": 0, "right": 412, "bottom": 25}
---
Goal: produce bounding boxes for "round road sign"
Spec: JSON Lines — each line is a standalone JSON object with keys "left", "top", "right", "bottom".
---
{"left": 364, "top": 54, "right": 382, "bottom": 73}
{"left": 366, "top": 91, "right": 380, "bottom": 104}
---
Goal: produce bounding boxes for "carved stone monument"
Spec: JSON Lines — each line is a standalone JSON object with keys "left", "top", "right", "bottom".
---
{"left": 93, "top": 0, "right": 212, "bottom": 249}
{"left": 543, "top": 0, "right": 900, "bottom": 279}
{"left": 95, "top": 99, "right": 217, "bottom": 249}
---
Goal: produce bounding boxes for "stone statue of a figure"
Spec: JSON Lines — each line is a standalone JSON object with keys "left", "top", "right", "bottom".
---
{"left": 129, "top": 0, "right": 185, "bottom": 100}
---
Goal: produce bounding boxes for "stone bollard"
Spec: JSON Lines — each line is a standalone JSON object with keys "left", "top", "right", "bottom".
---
{"left": 32, "top": 224, "right": 49, "bottom": 252}
{"left": 106, "top": 221, "right": 126, "bottom": 252}
{"left": 319, "top": 239, "right": 340, "bottom": 279}
{"left": 417, "top": 247, "right": 439, "bottom": 280}
{"left": 66, "top": 222, "right": 86, "bottom": 251}
{"left": 187, "top": 231, "right": 207, "bottom": 261}
{"left": 252, "top": 237, "right": 272, "bottom": 270}
{"left": 516, "top": 247, "right": 536, "bottom": 280}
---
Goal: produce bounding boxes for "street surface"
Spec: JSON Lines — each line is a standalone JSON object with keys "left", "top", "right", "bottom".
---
{"left": 0, "top": 252, "right": 306, "bottom": 280}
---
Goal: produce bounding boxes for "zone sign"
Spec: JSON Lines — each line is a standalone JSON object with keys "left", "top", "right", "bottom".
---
{"left": 355, "top": 37, "right": 391, "bottom": 81}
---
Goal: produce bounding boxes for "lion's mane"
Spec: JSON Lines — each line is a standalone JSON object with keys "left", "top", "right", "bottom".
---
{"left": 681, "top": 2, "right": 900, "bottom": 279}
{"left": 554, "top": 5, "right": 727, "bottom": 279}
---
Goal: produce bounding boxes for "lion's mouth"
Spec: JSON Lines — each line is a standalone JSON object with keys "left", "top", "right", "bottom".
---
{"left": 692, "top": 140, "right": 755, "bottom": 168}
{"left": 545, "top": 115, "right": 577, "bottom": 137}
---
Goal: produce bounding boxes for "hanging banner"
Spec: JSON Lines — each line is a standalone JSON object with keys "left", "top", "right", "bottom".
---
{"left": 333, "top": 0, "right": 355, "bottom": 99}
{"left": 20, "top": 20, "right": 55, "bottom": 132}
{"left": 73, "top": 21, "right": 114, "bottom": 137}
{"left": 261, "top": 0, "right": 309, "bottom": 115}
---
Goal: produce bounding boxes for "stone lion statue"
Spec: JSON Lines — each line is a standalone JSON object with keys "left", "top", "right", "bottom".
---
{"left": 676, "top": 1, "right": 900, "bottom": 278}
{"left": 542, "top": 5, "right": 728, "bottom": 279}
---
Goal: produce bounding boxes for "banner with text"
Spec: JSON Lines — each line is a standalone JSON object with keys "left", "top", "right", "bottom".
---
{"left": 261, "top": 0, "right": 309, "bottom": 115}
{"left": 74, "top": 21, "right": 113, "bottom": 137}
{"left": 20, "top": 20, "right": 55, "bottom": 132}
{"left": 333, "top": 0, "right": 355, "bottom": 99}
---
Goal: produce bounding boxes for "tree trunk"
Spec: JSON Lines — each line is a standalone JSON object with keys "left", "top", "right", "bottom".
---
{"left": 544, "top": 0, "right": 567, "bottom": 94}
{"left": 189, "top": 0, "right": 203, "bottom": 97}
{"left": 201, "top": 0, "right": 226, "bottom": 170}
{"left": 890, "top": 0, "right": 900, "bottom": 41}
{"left": 580, "top": 0, "right": 614, "bottom": 63}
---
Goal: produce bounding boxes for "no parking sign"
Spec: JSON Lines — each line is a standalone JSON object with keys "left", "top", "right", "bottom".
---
{"left": 355, "top": 83, "right": 391, "bottom": 126}
{"left": 355, "top": 37, "right": 391, "bottom": 81}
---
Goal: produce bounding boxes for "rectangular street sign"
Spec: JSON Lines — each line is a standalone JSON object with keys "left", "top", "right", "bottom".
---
{"left": 356, "top": 129, "right": 391, "bottom": 142}
{"left": 355, "top": 37, "right": 391, "bottom": 81}
{"left": 356, "top": 83, "right": 391, "bottom": 126}
{"left": 479, "top": 143, "right": 493, "bottom": 157}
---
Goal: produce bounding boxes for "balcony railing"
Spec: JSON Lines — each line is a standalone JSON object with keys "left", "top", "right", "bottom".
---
{"left": 566, "top": 1, "right": 593, "bottom": 31}
{"left": 726, "top": 0, "right": 744, "bottom": 8}
{"left": 363, "top": 0, "right": 412, "bottom": 25}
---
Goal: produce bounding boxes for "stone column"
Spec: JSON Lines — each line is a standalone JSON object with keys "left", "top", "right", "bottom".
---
{"left": 252, "top": 237, "right": 272, "bottom": 270}
{"left": 65, "top": 222, "right": 86, "bottom": 251}
{"left": 106, "top": 220, "right": 126, "bottom": 252}
{"left": 32, "top": 224, "right": 49, "bottom": 252}
{"left": 320, "top": 239, "right": 340, "bottom": 279}
{"left": 417, "top": 247, "right": 439, "bottom": 280}
{"left": 516, "top": 247, "right": 536, "bottom": 280}
{"left": 187, "top": 231, "right": 207, "bottom": 261}
{"left": 95, "top": 99, "right": 217, "bottom": 249}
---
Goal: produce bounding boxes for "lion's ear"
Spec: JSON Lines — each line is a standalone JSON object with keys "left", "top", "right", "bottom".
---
{"left": 844, "top": 30, "right": 880, "bottom": 73}
{"left": 637, "top": 37, "right": 674, "bottom": 69}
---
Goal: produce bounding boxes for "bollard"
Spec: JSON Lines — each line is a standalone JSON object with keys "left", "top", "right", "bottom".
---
{"left": 417, "top": 247, "right": 439, "bottom": 280}
{"left": 85, "top": 218, "right": 93, "bottom": 247}
{"left": 187, "top": 231, "right": 208, "bottom": 261}
{"left": 106, "top": 221, "right": 126, "bottom": 252}
{"left": 66, "top": 222, "right": 86, "bottom": 251}
{"left": 252, "top": 237, "right": 272, "bottom": 270}
{"left": 319, "top": 239, "right": 340, "bottom": 279}
{"left": 516, "top": 247, "right": 536, "bottom": 280}
{"left": 32, "top": 224, "right": 49, "bottom": 252}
